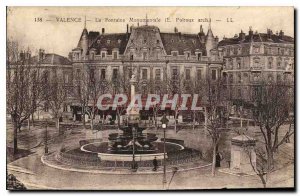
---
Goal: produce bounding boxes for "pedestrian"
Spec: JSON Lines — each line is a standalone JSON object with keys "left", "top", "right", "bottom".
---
{"left": 153, "top": 156, "right": 158, "bottom": 171}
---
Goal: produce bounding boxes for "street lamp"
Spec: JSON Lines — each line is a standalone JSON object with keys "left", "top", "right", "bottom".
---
{"left": 161, "top": 114, "right": 169, "bottom": 189}
{"left": 131, "top": 126, "right": 138, "bottom": 172}
{"left": 44, "top": 119, "right": 48, "bottom": 154}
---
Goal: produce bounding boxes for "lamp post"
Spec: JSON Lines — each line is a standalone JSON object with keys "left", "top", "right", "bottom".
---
{"left": 44, "top": 119, "right": 48, "bottom": 154}
{"left": 161, "top": 114, "right": 169, "bottom": 190}
{"left": 131, "top": 126, "right": 137, "bottom": 172}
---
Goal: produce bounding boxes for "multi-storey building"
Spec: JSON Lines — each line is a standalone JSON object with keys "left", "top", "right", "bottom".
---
{"left": 70, "top": 23, "right": 223, "bottom": 122}
{"left": 217, "top": 28, "right": 294, "bottom": 115}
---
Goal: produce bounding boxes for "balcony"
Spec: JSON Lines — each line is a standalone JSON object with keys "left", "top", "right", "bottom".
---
{"left": 250, "top": 66, "right": 263, "bottom": 73}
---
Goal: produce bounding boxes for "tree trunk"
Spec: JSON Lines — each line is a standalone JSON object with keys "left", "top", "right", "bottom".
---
{"left": 90, "top": 118, "right": 94, "bottom": 130}
{"left": 31, "top": 114, "right": 34, "bottom": 127}
{"left": 13, "top": 121, "right": 18, "bottom": 154}
{"left": 174, "top": 111, "right": 177, "bottom": 133}
{"left": 56, "top": 117, "right": 61, "bottom": 134}
{"left": 204, "top": 107, "right": 208, "bottom": 135}
{"left": 192, "top": 111, "right": 196, "bottom": 130}
{"left": 211, "top": 143, "right": 217, "bottom": 176}
{"left": 27, "top": 118, "right": 30, "bottom": 131}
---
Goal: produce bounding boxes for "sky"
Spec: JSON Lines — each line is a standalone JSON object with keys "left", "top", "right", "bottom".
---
{"left": 7, "top": 6, "right": 294, "bottom": 57}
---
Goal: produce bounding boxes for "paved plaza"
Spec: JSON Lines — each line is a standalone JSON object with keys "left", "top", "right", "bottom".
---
{"left": 6, "top": 121, "right": 294, "bottom": 190}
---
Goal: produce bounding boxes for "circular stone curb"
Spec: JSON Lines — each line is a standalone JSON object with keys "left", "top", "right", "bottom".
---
{"left": 41, "top": 155, "right": 212, "bottom": 175}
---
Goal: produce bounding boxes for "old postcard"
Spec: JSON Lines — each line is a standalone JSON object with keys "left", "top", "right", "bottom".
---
{"left": 6, "top": 6, "right": 294, "bottom": 190}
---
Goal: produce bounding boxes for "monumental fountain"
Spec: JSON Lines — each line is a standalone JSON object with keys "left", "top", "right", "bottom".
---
{"left": 44, "top": 73, "right": 202, "bottom": 171}
{"left": 80, "top": 74, "right": 184, "bottom": 163}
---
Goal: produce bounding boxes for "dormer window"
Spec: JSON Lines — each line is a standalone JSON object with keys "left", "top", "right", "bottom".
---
{"left": 192, "top": 40, "right": 196, "bottom": 44}
{"left": 171, "top": 39, "right": 174, "bottom": 43}
{"left": 101, "top": 51, "right": 106, "bottom": 58}
{"left": 107, "top": 40, "right": 111, "bottom": 44}
{"left": 97, "top": 40, "right": 101, "bottom": 44}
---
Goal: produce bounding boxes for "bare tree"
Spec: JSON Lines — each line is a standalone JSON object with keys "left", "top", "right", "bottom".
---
{"left": 165, "top": 73, "right": 185, "bottom": 133}
{"left": 111, "top": 71, "right": 130, "bottom": 127}
{"left": 6, "top": 40, "right": 41, "bottom": 154}
{"left": 86, "top": 76, "right": 110, "bottom": 130}
{"left": 73, "top": 67, "right": 91, "bottom": 128}
{"left": 47, "top": 71, "right": 67, "bottom": 133}
{"left": 251, "top": 80, "right": 294, "bottom": 176}
{"left": 204, "top": 75, "right": 228, "bottom": 176}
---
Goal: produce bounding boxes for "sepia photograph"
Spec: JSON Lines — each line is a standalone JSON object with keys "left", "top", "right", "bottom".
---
{"left": 6, "top": 6, "right": 295, "bottom": 190}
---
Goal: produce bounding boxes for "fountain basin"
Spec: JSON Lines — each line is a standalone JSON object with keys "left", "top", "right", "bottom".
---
{"left": 80, "top": 141, "right": 184, "bottom": 161}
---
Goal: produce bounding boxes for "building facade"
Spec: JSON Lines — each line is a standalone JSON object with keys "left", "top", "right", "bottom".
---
{"left": 70, "top": 24, "right": 223, "bottom": 122}
{"left": 217, "top": 27, "right": 294, "bottom": 116}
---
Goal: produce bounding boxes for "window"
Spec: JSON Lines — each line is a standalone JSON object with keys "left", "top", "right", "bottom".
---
{"left": 197, "top": 69, "right": 202, "bottom": 80}
{"left": 113, "top": 51, "right": 118, "bottom": 60}
{"left": 237, "top": 73, "right": 242, "bottom": 83}
{"left": 268, "top": 59, "right": 273, "bottom": 69}
{"left": 229, "top": 74, "right": 233, "bottom": 83}
{"left": 233, "top": 48, "right": 238, "bottom": 55}
{"left": 130, "top": 52, "right": 134, "bottom": 60}
{"left": 128, "top": 68, "right": 132, "bottom": 79}
{"left": 237, "top": 62, "right": 241, "bottom": 69}
{"left": 107, "top": 40, "right": 111, "bottom": 44}
{"left": 277, "top": 62, "right": 281, "bottom": 68}
{"left": 143, "top": 52, "right": 147, "bottom": 60}
{"left": 64, "top": 74, "right": 69, "bottom": 84}
{"left": 186, "top": 52, "right": 190, "bottom": 60}
{"left": 90, "top": 53, "right": 94, "bottom": 60}
{"left": 185, "top": 69, "right": 191, "bottom": 80}
{"left": 211, "top": 69, "right": 217, "bottom": 80}
{"left": 142, "top": 69, "right": 147, "bottom": 80}
{"left": 157, "top": 40, "right": 160, "bottom": 44}
{"left": 155, "top": 69, "right": 161, "bottom": 80}
{"left": 97, "top": 40, "right": 101, "bottom": 44}
{"left": 277, "top": 74, "right": 282, "bottom": 82}
{"left": 197, "top": 53, "right": 202, "bottom": 61}
{"left": 143, "top": 39, "right": 147, "bottom": 44}
{"left": 89, "top": 68, "right": 95, "bottom": 82}
{"left": 118, "top": 39, "right": 121, "bottom": 44}
{"left": 63, "top": 104, "right": 68, "bottom": 112}
{"left": 113, "top": 69, "right": 118, "bottom": 80}
{"left": 76, "top": 69, "right": 80, "bottom": 78}
{"left": 172, "top": 68, "right": 178, "bottom": 80}
{"left": 101, "top": 51, "right": 106, "bottom": 58}
{"left": 237, "top": 89, "right": 242, "bottom": 98}
{"left": 101, "top": 69, "right": 106, "bottom": 80}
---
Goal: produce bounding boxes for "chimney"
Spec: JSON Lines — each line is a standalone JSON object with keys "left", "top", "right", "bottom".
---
{"left": 38, "top": 49, "right": 44, "bottom": 61}
{"left": 215, "top": 36, "right": 219, "bottom": 43}
{"left": 200, "top": 25, "right": 203, "bottom": 33}
{"left": 102, "top": 28, "right": 105, "bottom": 34}
{"left": 279, "top": 30, "right": 284, "bottom": 39}
{"left": 267, "top": 29, "right": 273, "bottom": 39}
{"left": 126, "top": 24, "right": 129, "bottom": 33}
{"left": 239, "top": 30, "right": 246, "bottom": 40}
{"left": 249, "top": 26, "right": 253, "bottom": 37}
{"left": 19, "top": 50, "right": 25, "bottom": 61}
{"left": 174, "top": 27, "right": 178, "bottom": 33}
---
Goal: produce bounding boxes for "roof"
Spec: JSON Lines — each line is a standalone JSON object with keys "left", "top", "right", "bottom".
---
{"left": 39, "top": 54, "right": 72, "bottom": 65}
{"left": 218, "top": 33, "right": 294, "bottom": 47}
{"left": 10, "top": 53, "right": 71, "bottom": 65}
{"left": 89, "top": 33, "right": 129, "bottom": 55}
{"left": 160, "top": 33, "right": 207, "bottom": 55}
